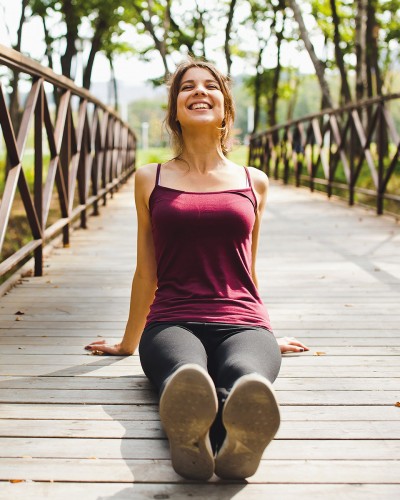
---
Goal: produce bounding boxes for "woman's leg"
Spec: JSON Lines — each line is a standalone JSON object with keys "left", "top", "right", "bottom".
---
{"left": 139, "top": 322, "right": 218, "bottom": 480}
{"left": 208, "top": 327, "right": 282, "bottom": 390}
{"left": 139, "top": 321, "right": 209, "bottom": 394}
{"left": 207, "top": 327, "right": 282, "bottom": 479}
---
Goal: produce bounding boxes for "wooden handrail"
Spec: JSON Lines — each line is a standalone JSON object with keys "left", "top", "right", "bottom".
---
{"left": 249, "top": 94, "right": 400, "bottom": 215}
{"left": 0, "top": 45, "right": 137, "bottom": 277}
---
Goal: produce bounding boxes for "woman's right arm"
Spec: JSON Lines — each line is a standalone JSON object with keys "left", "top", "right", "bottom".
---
{"left": 85, "top": 164, "right": 158, "bottom": 356}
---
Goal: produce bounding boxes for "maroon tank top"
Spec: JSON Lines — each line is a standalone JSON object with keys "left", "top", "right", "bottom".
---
{"left": 144, "top": 163, "right": 272, "bottom": 331}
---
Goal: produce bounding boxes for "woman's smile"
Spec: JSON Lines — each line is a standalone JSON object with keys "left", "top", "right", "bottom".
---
{"left": 176, "top": 67, "right": 224, "bottom": 127}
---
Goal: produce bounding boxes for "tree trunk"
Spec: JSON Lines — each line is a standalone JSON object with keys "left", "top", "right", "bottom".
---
{"left": 252, "top": 45, "right": 265, "bottom": 134}
{"left": 288, "top": 0, "right": 333, "bottom": 109}
{"left": 366, "top": 0, "right": 383, "bottom": 97}
{"left": 108, "top": 55, "right": 119, "bottom": 112}
{"left": 268, "top": 26, "right": 284, "bottom": 127}
{"left": 7, "top": 0, "right": 29, "bottom": 181}
{"left": 195, "top": 1, "right": 207, "bottom": 58}
{"left": 60, "top": 0, "right": 78, "bottom": 79}
{"left": 355, "top": 0, "right": 368, "bottom": 101}
{"left": 41, "top": 16, "right": 54, "bottom": 69}
{"left": 286, "top": 73, "right": 300, "bottom": 121}
{"left": 329, "top": 0, "right": 352, "bottom": 104}
{"left": 82, "top": 21, "right": 107, "bottom": 90}
{"left": 224, "top": 0, "right": 237, "bottom": 76}
{"left": 9, "top": 0, "right": 29, "bottom": 134}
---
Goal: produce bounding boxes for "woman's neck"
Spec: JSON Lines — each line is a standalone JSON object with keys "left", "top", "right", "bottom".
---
{"left": 180, "top": 130, "right": 227, "bottom": 174}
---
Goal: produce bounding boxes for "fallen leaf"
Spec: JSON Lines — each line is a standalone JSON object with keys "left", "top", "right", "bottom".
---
{"left": 314, "top": 351, "right": 326, "bottom": 356}
{"left": 15, "top": 317, "right": 22, "bottom": 321}
{"left": 10, "top": 480, "right": 25, "bottom": 483}
{"left": 87, "top": 456, "right": 98, "bottom": 460}
{"left": 395, "top": 402, "right": 400, "bottom": 407}
{"left": 15, "top": 310, "right": 25, "bottom": 315}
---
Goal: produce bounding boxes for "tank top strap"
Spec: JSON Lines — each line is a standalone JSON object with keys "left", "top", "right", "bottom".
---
{"left": 155, "top": 163, "right": 161, "bottom": 187}
{"left": 244, "top": 166, "right": 258, "bottom": 213}
{"left": 244, "top": 165, "right": 251, "bottom": 188}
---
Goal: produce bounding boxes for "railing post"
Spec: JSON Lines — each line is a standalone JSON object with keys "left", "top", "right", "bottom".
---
{"left": 34, "top": 81, "right": 44, "bottom": 276}
{"left": 61, "top": 99, "right": 71, "bottom": 247}
{"left": 283, "top": 126, "right": 289, "bottom": 184}
{"left": 349, "top": 116, "right": 355, "bottom": 206}
{"left": 377, "top": 99, "right": 385, "bottom": 215}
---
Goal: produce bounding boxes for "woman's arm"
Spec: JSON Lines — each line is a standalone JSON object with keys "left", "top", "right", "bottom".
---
{"left": 248, "top": 167, "right": 309, "bottom": 354}
{"left": 249, "top": 166, "right": 269, "bottom": 288}
{"left": 85, "top": 165, "right": 158, "bottom": 356}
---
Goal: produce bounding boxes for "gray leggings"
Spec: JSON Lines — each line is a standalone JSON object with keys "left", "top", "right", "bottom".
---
{"left": 139, "top": 321, "right": 282, "bottom": 452}
{"left": 139, "top": 321, "right": 282, "bottom": 394}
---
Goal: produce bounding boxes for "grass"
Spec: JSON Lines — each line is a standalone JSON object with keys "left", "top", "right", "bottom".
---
{"left": 135, "top": 144, "right": 249, "bottom": 168}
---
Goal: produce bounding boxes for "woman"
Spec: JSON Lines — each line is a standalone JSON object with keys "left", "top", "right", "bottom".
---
{"left": 85, "top": 59, "right": 309, "bottom": 481}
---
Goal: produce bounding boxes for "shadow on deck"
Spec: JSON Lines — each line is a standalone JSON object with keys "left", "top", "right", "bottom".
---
{"left": 0, "top": 175, "right": 399, "bottom": 499}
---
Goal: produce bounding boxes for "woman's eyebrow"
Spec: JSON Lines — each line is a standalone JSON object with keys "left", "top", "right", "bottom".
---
{"left": 180, "top": 79, "right": 219, "bottom": 86}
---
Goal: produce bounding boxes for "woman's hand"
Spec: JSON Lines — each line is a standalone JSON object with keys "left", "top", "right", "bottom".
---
{"left": 84, "top": 340, "right": 133, "bottom": 356}
{"left": 277, "top": 336, "right": 309, "bottom": 354}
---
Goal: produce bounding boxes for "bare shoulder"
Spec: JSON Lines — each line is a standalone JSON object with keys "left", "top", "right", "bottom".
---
{"left": 247, "top": 166, "right": 269, "bottom": 196}
{"left": 134, "top": 163, "right": 159, "bottom": 184}
{"left": 134, "top": 163, "right": 159, "bottom": 209}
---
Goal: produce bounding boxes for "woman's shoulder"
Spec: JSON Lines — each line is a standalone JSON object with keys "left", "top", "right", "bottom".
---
{"left": 135, "top": 162, "right": 159, "bottom": 182}
{"left": 246, "top": 166, "right": 269, "bottom": 195}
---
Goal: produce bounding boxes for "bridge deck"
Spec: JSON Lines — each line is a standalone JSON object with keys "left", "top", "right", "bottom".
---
{"left": 0, "top": 175, "right": 399, "bottom": 499}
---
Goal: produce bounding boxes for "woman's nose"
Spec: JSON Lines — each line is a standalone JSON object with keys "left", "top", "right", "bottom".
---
{"left": 194, "top": 86, "right": 207, "bottom": 95}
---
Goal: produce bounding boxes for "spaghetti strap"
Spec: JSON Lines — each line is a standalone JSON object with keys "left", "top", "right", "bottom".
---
{"left": 155, "top": 163, "right": 161, "bottom": 187}
{"left": 244, "top": 166, "right": 258, "bottom": 213}
{"left": 244, "top": 165, "right": 251, "bottom": 188}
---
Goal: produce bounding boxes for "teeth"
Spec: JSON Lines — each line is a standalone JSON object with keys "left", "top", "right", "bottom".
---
{"left": 190, "top": 103, "right": 211, "bottom": 110}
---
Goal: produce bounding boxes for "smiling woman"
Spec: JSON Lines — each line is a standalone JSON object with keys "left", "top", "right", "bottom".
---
{"left": 166, "top": 60, "right": 235, "bottom": 157}
{"left": 85, "top": 58, "right": 309, "bottom": 481}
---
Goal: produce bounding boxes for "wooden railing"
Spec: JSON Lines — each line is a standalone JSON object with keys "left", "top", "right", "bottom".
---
{"left": 0, "top": 45, "right": 136, "bottom": 278}
{"left": 249, "top": 93, "right": 400, "bottom": 215}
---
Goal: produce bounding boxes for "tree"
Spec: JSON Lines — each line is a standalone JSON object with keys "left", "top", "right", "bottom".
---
{"left": 224, "top": 0, "right": 238, "bottom": 76}
{"left": 329, "top": 0, "right": 352, "bottom": 103}
{"left": 8, "top": 0, "right": 30, "bottom": 134}
{"left": 355, "top": 0, "right": 368, "bottom": 101}
{"left": 287, "top": 0, "right": 333, "bottom": 108}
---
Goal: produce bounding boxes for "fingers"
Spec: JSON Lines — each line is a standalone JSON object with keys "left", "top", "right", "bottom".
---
{"left": 84, "top": 340, "right": 124, "bottom": 356}
{"left": 84, "top": 339, "right": 112, "bottom": 355}
{"left": 281, "top": 344, "right": 306, "bottom": 353}
{"left": 85, "top": 340, "right": 106, "bottom": 348}
{"left": 288, "top": 340, "right": 309, "bottom": 350}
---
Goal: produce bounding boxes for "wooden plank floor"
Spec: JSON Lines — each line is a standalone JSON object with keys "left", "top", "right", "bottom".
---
{"left": 0, "top": 175, "right": 399, "bottom": 499}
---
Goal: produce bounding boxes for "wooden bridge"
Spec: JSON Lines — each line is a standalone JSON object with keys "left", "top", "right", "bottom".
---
{"left": 1, "top": 174, "right": 399, "bottom": 499}
{"left": 0, "top": 45, "right": 400, "bottom": 499}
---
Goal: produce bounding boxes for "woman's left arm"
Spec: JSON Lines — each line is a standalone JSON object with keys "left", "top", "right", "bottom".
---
{"left": 249, "top": 167, "right": 309, "bottom": 354}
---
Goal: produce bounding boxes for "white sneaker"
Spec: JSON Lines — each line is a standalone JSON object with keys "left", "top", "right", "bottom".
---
{"left": 159, "top": 364, "right": 218, "bottom": 480}
{"left": 215, "top": 373, "right": 280, "bottom": 479}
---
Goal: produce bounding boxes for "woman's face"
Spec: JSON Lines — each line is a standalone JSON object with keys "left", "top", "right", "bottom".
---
{"left": 176, "top": 67, "right": 225, "bottom": 131}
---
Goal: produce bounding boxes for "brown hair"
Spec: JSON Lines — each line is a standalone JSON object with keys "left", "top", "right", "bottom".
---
{"left": 165, "top": 58, "right": 235, "bottom": 157}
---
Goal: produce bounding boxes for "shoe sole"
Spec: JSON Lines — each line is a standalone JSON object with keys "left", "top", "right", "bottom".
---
{"left": 159, "top": 364, "right": 218, "bottom": 480}
{"left": 215, "top": 373, "right": 280, "bottom": 479}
